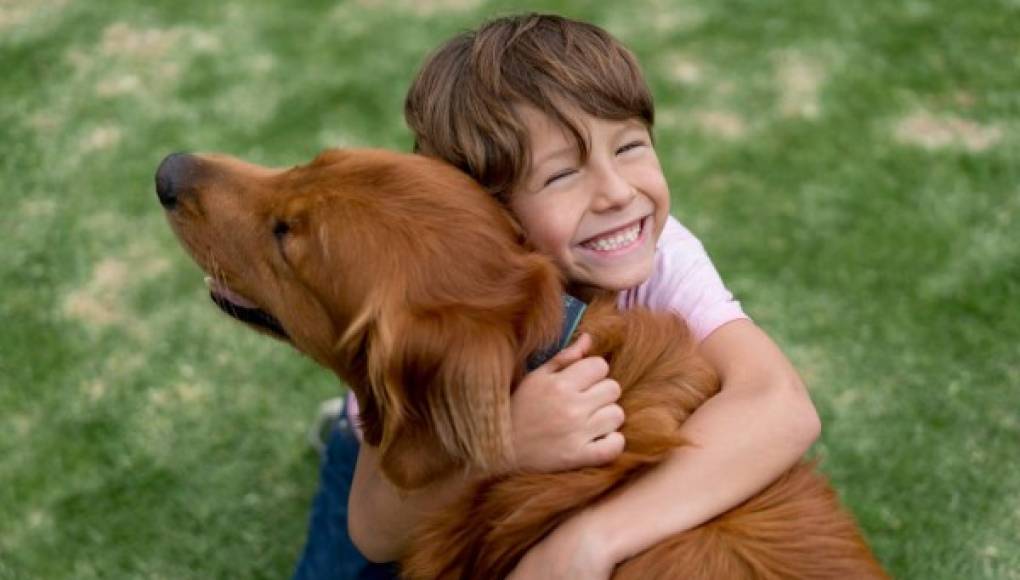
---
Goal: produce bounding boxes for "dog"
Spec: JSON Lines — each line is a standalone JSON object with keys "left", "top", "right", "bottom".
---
{"left": 156, "top": 148, "right": 887, "bottom": 579}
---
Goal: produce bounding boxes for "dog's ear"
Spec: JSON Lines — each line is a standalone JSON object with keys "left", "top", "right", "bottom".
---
{"left": 366, "top": 305, "right": 518, "bottom": 489}
{"left": 376, "top": 425, "right": 460, "bottom": 490}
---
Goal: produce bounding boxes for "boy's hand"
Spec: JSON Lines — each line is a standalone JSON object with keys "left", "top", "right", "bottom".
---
{"left": 510, "top": 333, "right": 626, "bottom": 472}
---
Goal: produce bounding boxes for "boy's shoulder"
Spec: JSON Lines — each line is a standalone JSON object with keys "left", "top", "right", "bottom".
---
{"left": 622, "top": 214, "right": 747, "bottom": 342}
{"left": 652, "top": 215, "right": 705, "bottom": 273}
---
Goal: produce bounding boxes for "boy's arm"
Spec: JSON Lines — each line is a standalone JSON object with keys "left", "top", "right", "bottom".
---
{"left": 508, "top": 319, "right": 820, "bottom": 577}
{"left": 348, "top": 443, "right": 475, "bottom": 563}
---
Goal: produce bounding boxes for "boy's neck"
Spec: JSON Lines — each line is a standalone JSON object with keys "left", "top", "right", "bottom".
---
{"left": 567, "top": 283, "right": 615, "bottom": 303}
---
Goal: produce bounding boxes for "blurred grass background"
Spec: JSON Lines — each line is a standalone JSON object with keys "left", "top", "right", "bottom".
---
{"left": 1, "top": 0, "right": 1018, "bottom": 577}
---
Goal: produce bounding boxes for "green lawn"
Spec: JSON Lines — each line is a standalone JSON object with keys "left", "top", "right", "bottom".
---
{"left": 2, "top": 0, "right": 1018, "bottom": 578}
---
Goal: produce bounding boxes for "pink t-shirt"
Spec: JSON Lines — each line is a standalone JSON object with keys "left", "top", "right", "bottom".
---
{"left": 344, "top": 215, "right": 747, "bottom": 424}
{"left": 618, "top": 215, "right": 748, "bottom": 342}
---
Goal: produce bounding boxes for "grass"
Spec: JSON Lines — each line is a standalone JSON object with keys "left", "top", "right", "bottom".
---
{"left": 1, "top": 0, "right": 1018, "bottom": 577}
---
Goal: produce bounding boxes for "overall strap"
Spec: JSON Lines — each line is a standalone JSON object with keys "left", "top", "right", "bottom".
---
{"left": 526, "top": 294, "right": 588, "bottom": 372}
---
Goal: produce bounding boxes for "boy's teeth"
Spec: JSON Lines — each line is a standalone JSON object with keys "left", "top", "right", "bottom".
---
{"left": 582, "top": 222, "right": 641, "bottom": 252}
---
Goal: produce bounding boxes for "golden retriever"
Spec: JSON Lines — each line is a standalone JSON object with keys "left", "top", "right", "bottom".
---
{"left": 156, "top": 148, "right": 887, "bottom": 579}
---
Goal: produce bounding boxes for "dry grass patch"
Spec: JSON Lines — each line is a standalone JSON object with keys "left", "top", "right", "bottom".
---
{"left": 775, "top": 53, "right": 825, "bottom": 119}
{"left": 695, "top": 110, "right": 748, "bottom": 140}
{"left": 663, "top": 53, "right": 704, "bottom": 85}
{"left": 894, "top": 110, "right": 1003, "bottom": 152}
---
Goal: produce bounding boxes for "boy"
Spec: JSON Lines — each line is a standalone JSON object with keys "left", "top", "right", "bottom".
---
{"left": 294, "top": 13, "right": 819, "bottom": 579}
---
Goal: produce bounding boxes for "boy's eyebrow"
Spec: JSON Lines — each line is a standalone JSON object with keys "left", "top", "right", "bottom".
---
{"left": 531, "top": 145, "right": 576, "bottom": 170}
{"left": 614, "top": 118, "right": 649, "bottom": 138}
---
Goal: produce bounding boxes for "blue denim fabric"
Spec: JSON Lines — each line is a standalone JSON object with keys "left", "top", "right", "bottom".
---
{"left": 292, "top": 423, "right": 399, "bottom": 580}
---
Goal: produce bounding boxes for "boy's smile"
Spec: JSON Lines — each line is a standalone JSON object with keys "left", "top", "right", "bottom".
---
{"left": 510, "top": 106, "right": 670, "bottom": 293}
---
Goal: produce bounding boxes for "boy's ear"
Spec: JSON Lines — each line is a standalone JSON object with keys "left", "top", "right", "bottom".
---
{"left": 366, "top": 306, "right": 518, "bottom": 489}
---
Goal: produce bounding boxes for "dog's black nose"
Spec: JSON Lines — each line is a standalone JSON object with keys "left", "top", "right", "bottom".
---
{"left": 155, "top": 152, "right": 198, "bottom": 209}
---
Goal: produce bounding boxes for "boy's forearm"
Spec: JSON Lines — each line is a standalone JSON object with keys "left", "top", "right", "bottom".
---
{"left": 348, "top": 444, "right": 477, "bottom": 562}
{"left": 586, "top": 376, "right": 820, "bottom": 565}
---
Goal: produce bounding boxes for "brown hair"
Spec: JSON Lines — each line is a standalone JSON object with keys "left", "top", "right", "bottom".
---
{"left": 404, "top": 13, "right": 655, "bottom": 201}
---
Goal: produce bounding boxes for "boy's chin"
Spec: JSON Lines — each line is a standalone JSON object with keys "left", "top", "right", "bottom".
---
{"left": 570, "top": 262, "right": 654, "bottom": 295}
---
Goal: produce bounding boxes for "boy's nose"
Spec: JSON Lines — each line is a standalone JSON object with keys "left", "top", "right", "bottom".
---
{"left": 591, "top": 169, "right": 636, "bottom": 212}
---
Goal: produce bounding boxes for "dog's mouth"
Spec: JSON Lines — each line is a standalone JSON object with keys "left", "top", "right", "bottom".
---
{"left": 204, "top": 276, "right": 290, "bottom": 340}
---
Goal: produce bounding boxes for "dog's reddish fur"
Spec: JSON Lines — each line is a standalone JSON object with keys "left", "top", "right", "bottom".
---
{"left": 161, "top": 148, "right": 887, "bottom": 579}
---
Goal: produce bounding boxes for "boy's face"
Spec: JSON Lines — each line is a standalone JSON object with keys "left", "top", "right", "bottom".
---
{"left": 509, "top": 106, "right": 669, "bottom": 293}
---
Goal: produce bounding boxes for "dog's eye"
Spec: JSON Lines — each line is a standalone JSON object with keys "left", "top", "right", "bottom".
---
{"left": 272, "top": 220, "right": 290, "bottom": 239}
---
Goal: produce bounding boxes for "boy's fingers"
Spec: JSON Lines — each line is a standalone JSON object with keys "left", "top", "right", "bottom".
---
{"left": 557, "top": 355, "right": 610, "bottom": 390}
{"left": 582, "top": 378, "right": 621, "bottom": 407}
{"left": 545, "top": 332, "right": 591, "bottom": 371}
{"left": 588, "top": 403, "right": 625, "bottom": 436}
{"left": 581, "top": 431, "right": 626, "bottom": 466}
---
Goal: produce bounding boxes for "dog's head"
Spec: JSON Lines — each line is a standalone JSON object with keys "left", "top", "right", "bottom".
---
{"left": 156, "top": 149, "right": 563, "bottom": 488}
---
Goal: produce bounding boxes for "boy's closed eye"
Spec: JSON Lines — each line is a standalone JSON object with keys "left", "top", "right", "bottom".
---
{"left": 616, "top": 140, "right": 647, "bottom": 156}
{"left": 544, "top": 168, "right": 578, "bottom": 187}
{"left": 541, "top": 140, "right": 649, "bottom": 188}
